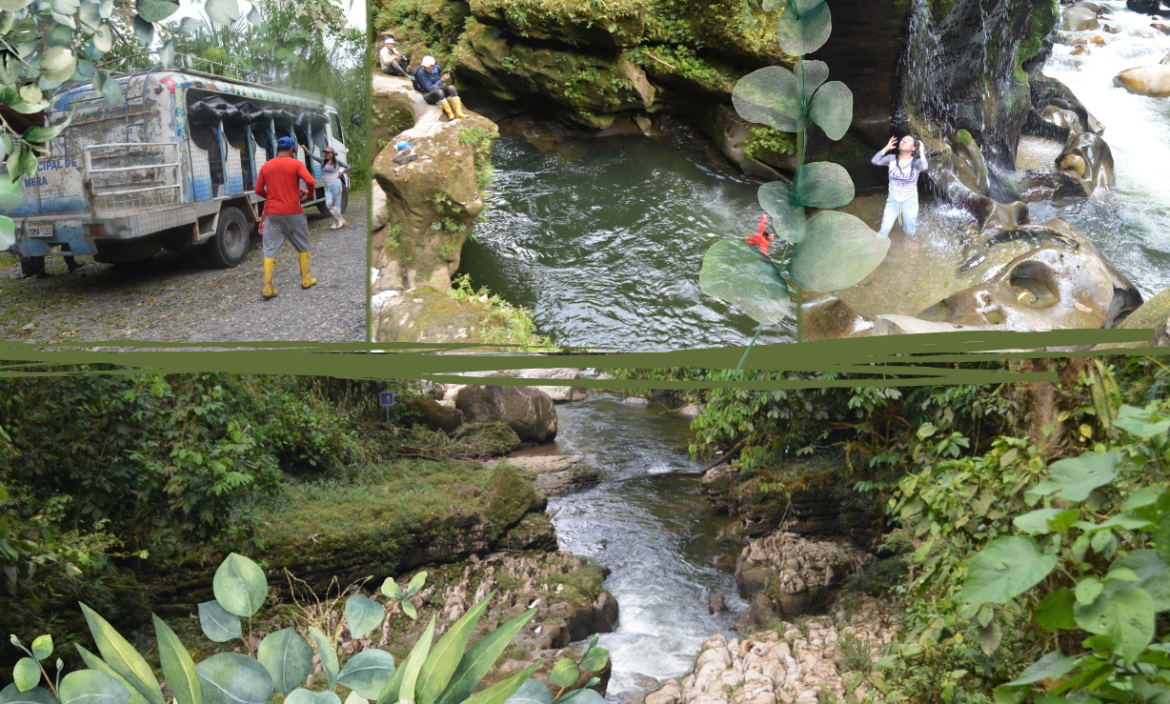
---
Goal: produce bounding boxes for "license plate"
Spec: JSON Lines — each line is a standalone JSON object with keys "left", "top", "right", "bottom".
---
{"left": 27, "top": 224, "right": 53, "bottom": 239}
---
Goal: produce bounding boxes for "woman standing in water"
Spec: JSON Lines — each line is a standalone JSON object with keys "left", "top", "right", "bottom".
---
{"left": 872, "top": 135, "right": 927, "bottom": 239}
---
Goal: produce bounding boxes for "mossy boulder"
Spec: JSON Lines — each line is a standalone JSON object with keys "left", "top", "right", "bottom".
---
{"left": 374, "top": 285, "right": 518, "bottom": 344}
{"left": 372, "top": 84, "right": 416, "bottom": 152}
{"left": 370, "top": 73, "right": 497, "bottom": 293}
{"left": 469, "top": 0, "right": 646, "bottom": 47}
{"left": 1102, "top": 286, "right": 1170, "bottom": 349}
{"left": 454, "top": 18, "right": 655, "bottom": 118}
{"left": 456, "top": 385, "right": 558, "bottom": 443}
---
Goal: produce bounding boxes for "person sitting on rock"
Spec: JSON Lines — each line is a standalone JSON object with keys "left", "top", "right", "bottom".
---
{"left": 380, "top": 38, "right": 408, "bottom": 78}
{"left": 745, "top": 214, "right": 776, "bottom": 256}
{"left": 872, "top": 135, "right": 928, "bottom": 240}
{"left": 413, "top": 56, "right": 468, "bottom": 121}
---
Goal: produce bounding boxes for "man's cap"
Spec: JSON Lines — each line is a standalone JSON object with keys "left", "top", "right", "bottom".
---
{"left": 421, "top": 55, "right": 436, "bottom": 67}
{"left": 384, "top": 37, "right": 395, "bottom": 43}
{"left": 277, "top": 136, "right": 296, "bottom": 149}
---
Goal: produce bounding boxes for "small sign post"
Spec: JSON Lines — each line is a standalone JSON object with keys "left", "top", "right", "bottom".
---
{"left": 380, "top": 391, "right": 395, "bottom": 423}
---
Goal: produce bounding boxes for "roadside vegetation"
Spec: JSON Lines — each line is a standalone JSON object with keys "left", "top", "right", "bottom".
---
{"left": 616, "top": 356, "right": 1170, "bottom": 702}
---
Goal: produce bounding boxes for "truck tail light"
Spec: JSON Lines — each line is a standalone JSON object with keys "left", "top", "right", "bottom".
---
{"left": 84, "top": 225, "right": 107, "bottom": 236}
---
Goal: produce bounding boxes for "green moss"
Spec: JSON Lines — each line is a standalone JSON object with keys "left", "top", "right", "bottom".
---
{"left": 1013, "top": 0, "right": 1058, "bottom": 84}
{"left": 955, "top": 129, "right": 974, "bottom": 145}
{"left": 483, "top": 464, "right": 538, "bottom": 540}
{"left": 743, "top": 124, "right": 796, "bottom": 162}
{"left": 624, "top": 45, "right": 738, "bottom": 94}
{"left": 929, "top": 0, "right": 957, "bottom": 22}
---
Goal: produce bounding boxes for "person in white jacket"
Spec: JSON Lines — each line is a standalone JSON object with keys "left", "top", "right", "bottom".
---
{"left": 379, "top": 37, "right": 408, "bottom": 77}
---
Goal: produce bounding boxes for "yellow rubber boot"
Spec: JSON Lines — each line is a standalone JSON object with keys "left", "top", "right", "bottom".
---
{"left": 299, "top": 252, "right": 317, "bottom": 289}
{"left": 450, "top": 96, "right": 469, "bottom": 119}
{"left": 262, "top": 257, "right": 278, "bottom": 298}
{"left": 440, "top": 99, "right": 456, "bottom": 121}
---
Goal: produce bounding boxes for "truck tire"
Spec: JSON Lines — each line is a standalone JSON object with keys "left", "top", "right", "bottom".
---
{"left": 201, "top": 206, "right": 250, "bottom": 269}
{"left": 316, "top": 183, "right": 348, "bottom": 217}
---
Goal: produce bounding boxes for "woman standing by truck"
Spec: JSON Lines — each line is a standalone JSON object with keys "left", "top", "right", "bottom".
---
{"left": 303, "top": 144, "right": 350, "bottom": 230}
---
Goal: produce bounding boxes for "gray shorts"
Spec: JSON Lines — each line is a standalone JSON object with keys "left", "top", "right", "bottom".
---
{"left": 263, "top": 213, "right": 310, "bottom": 258}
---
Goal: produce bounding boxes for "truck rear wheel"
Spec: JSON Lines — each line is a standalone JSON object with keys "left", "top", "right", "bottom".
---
{"left": 201, "top": 206, "right": 250, "bottom": 269}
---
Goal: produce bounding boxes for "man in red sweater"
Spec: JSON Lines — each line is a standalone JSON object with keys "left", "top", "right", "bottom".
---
{"left": 255, "top": 136, "right": 317, "bottom": 298}
{"left": 745, "top": 214, "right": 775, "bottom": 256}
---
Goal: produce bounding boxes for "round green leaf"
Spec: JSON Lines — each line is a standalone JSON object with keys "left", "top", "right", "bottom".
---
{"left": 1035, "top": 587, "right": 1076, "bottom": 631}
{"left": 0, "top": 0, "right": 32, "bottom": 11}
{"left": 406, "top": 570, "right": 428, "bottom": 596}
{"left": 337, "top": 649, "right": 396, "bottom": 700}
{"left": 78, "top": 2, "right": 100, "bottom": 29}
{"left": 59, "top": 671, "right": 130, "bottom": 704}
{"left": 0, "top": 179, "right": 26, "bottom": 214}
{"left": 699, "top": 239, "right": 792, "bottom": 326}
{"left": 1012, "top": 508, "right": 1064, "bottom": 536}
{"left": 47, "top": 24, "right": 72, "bottom": 48}
{"left": 158, "top": 39, "right": 174, "bottom": 68}
{"left": 775, "top": 0, "right": 831, "bottom": 57}
{"left": 732, "top": 66, "right": 806, "bottom": 133}
{"left": 344, "top": 594, "right": 385, "bottom": 639}
{"left": 212, "top": 553, "right": 268, "bottom": 617}
{"left": 91, "top": 24, "right": 112, "bottom": 53}
{"left": 135, "top": 0, "right": 177, "bottom": 22}
{"left": 205, "top": 0, "right": 238, "bottom": 25}
{"left": 0, "top": 685, "right": 57, "bottom": 704}
{"left": 795, "top": 60, "right": 829, "bottom": 104}
{"left": 794, "top": 161, "right": 854, "bottom": 209}
{"left": 787, "top": 211, "right": 889, "bottom": 293}
{"left": 308, "top": 627, "right": 338, "bottom": 691}
{"left": 13, "top": 658, "right": 39, "bottom": 692}
{"left": 380, "top": 578, "right": 403, "bottom": 600}
{"left": 1032, "top": 451, "right": 1122, "bottom": 503}
{"left": 8, "top": 17, "right": 36, "bottom": 43}
{"left": 131, "top": 15, "right": 154, "bottom": 47}
{"left": 195, "top": 653, "right": 273, "bottom": 704}
{"left": 38, "top": 46, "right": 76, "bottom": 84}
{"left": 177, "top": 16, "right": 204, "bottom": 34}
{"left": 257, "top": 629, "right": 313, "bottom": 695}
{"left": 1073, "top": 581, "right": 1155, "bottom": 663}
{"left": 808, "top": 81, "right": 852, "bottom": 141}
{"left": 94, "top": 70, "right": 122, "bottom": 107}
{"left": 152, "top": 616, "right": 200, "bottom": 704}
{"left": 344, "top": 694, "right": 368, "bottom": 704}
{"left": 960, "top": 536, "right": 1058, "bottom": 604}
{"left": 757, "top": 181, "right": 806, "bottom": 243}
{"left": 30, "top": 635, "right": 51, "bottom": 661}
{"left": 286, "top": 691, "right": 342, "bottom": 704}
{"left": 548, "top": 659, "right": 579, "bottom": 689}
{"left": 1112, "top": 550, "right": 1170, "bottom": 611}
{"left": 197, "top": 600, "right": 243, "bottom": 642}
{"left": 505, "top": 680, "right": 552, "bottom": 704}
{"left": 579, "top": 647, "right": 609, "bottom": 672}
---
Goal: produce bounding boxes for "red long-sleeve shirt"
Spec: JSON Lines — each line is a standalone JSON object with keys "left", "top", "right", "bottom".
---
{"left": 255, "top": 156, "right": 315, "bottom": 216}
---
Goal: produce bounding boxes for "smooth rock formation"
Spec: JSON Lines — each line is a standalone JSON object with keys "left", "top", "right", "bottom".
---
{"left": 484, "top": 455, "right": 601, "bottom": 496}
{"left": 485, "top": 368, "right": 589, "bottom": 403}
{"left": 1108, "top": 286, "right": 1170, "bottom": 348}
{"left": 1114, "top": 64, "right": 1170, "bottom": 98}
{"left": 869, "top": 314, "right": 998, "bottom": 336}
{"left": 456, "top": 385, "right": 558, "bottom": 443}
{"left": 1127, "top": 0, "right": 1163, "bottom": 14}
{"left": 734, "top": 533, "right": 872, "bottom": 625}
{"left": 1062, "top": 6, "right": 1100, "bottom": 31}
{"left": 374, "top": 286, "right": 522, "bottom": 345}
{"left": 370, "top": 72, "right": 497, "bottom": 296}
{"left": 646, "top": 598, "right": 898, "bottom": 704}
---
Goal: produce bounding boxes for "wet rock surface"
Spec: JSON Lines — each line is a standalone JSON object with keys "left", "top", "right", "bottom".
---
{"left": 733, "top": 533, "right": 873, "bottom": 626}
{"left": 645, "top": 598, "right": 898, "bottom": 704}
{"left": 456, "top": 385, "right": 559, "bottom": 443}
{"left": 484, "top": 454, "right": 602, "bottom": 496}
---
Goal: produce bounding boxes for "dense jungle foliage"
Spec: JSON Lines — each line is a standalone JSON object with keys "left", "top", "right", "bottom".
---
{"left": 0, "top": 373, "right": 472, "bottom": 674}
{"left": 616, "top": 357, "right": 1170, "bottom": 702}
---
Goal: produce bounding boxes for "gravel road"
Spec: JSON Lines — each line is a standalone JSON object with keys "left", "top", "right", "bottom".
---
{"left": 0, "top": 192, "right": 367, "bottom": 344}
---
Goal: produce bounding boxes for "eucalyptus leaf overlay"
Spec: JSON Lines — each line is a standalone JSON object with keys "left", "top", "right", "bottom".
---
{"left": 0, "top": 0, "right": 248, "bottom": 246}
{"left": 7, "top": 556, "right": 565, "bottom": 704}
{"left": 700, "top": 0, "right": 885, "bottom": 365}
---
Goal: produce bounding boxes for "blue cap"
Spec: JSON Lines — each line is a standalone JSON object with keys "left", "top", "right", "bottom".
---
{"left": 277, "top": 136, "right": 296, "bottom": 150}
{"left": 395, "top": 140, "right": 413, "bottom": 151}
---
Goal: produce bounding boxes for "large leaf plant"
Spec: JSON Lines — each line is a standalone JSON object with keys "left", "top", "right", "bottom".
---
{"left": 3, "top": 553, "right": 543, "bottom": 704}
{"left": 699, "top": 0, "right": 889, "bottom": 361}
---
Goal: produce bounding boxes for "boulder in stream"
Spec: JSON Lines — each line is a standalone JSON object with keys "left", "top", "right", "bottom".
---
{"left": 1062, "top": 6, "right": 1100, "bottom": 31}
{"left": 456, "top": 385, "right": 558, "bottom": 443}
{"left": 734, "top": 533, "right": 873, "bottom": 626}
{"left": 1114, "top": 64, "right": 1170, "bottom": 98}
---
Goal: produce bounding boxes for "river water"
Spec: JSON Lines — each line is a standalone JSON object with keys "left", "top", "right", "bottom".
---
{"left": 1030, "top": 0, "right": 1170, "bottom": 299}
{"left": 458, "top": 133, "right": 793, "bottom": 351}
{"left": 537, "top": 397, "right": 747, "bottom": 701}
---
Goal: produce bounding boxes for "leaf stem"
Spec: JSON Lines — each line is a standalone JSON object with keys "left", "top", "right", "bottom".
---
{"left": 727, "top": 324, "right": 764, "bottom": 386}
{"left": 37, "top": 661, "right": 60, "bottom": 701}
